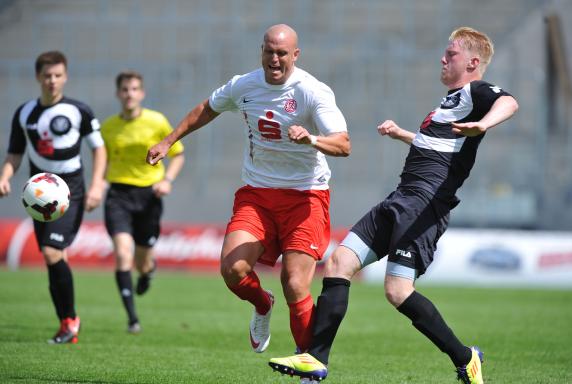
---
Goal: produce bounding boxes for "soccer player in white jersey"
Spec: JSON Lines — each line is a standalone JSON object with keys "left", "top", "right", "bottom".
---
{"left": 0, "top": 51, "right": 107, "bottom": 344}
{"left": 147, "top": 24, "right": 350, "bottom": 357}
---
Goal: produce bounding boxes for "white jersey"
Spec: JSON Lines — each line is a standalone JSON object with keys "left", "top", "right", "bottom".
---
{"left": 209, "top": 67, "right": 347, "bottom": 190}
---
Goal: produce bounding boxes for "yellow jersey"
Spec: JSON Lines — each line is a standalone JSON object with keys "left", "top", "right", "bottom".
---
{"left": 101, "top": 108, "right": 184, "bottom": 187}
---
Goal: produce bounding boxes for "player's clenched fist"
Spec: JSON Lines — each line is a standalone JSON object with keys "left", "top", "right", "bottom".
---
{"left": 146, "top": 141, "right": 169, "bottom": 165}
{"left": 288, "top": 125, "right": 311, "bottom": 144}
{"left": 377, "top": 120, "right": 401, "bottom": 138}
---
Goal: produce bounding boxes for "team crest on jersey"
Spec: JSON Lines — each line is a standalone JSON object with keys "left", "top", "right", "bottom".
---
{"left": 440, "top": 92, "right": 461, "bottom": 109}
{"left": 284, "top": 99, "right": 297, "bottom": 113}
{"left": 50, "top": 115, "right": 72, "bottom": 135}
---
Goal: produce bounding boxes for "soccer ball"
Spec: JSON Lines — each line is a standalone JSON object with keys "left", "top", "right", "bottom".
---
{"left": 22, "top": 172, "right": 70, "bottom": 222}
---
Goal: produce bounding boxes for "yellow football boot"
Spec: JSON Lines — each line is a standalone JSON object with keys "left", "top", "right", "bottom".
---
{"left": 269, "top": 353, "right": 328, "bottom": 381}
{"left": 456, "top": 346, "right": 484, "bottom": 384}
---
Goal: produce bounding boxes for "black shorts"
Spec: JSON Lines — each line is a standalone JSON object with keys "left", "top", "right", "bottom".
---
{"left": 350, "top": 188, "right": 453, "bottom": 276}
{"left": 33, "top": 171, "right": 85, "bottom": 250}
{"left": 104, "top": 183, "right": 163, "bottom": 247}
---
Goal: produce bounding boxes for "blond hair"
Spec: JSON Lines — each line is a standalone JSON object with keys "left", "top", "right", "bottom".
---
{"left": 450, "top": 27, "right": 494, "bottom": 72}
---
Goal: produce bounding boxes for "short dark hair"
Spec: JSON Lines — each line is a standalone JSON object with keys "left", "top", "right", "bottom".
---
{"left": 35, "top": 51, "right": 67, "bottom": 75}
{"left": 115, "top": 70, "right": 144, "bottom": 90}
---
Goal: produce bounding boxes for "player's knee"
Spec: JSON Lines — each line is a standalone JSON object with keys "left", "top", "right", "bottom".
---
{"left": 384, "top": 281, "right": 412, "bottom": 307}
{"left": 42, "top": 246, "right": 64, "bottom": 265}
{"left": 324, "top": 249, "right": 359, "bottom": 280}
{"left": 114, "top": 250, "right": 134, "bottom": 270}
{"left": 384, "top": 287, "right": 402, "bottom": 307}
{"left": 280, "top": 273, "right": 308, "bottom": 296}
{"left": 219, "top": 257, "right": 250, "bottom": 284}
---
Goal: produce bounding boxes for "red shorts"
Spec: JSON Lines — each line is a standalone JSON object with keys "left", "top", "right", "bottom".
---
{"left": 226, "top": 185, "right": 331, "bottom": 266}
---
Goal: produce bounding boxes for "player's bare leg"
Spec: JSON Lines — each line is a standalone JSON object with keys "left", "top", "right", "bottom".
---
{"left": 281, "top": 250, "right": 317, "bottom": 353}
{"left": 221, "top": 230, "right": 273, "bottom": 352}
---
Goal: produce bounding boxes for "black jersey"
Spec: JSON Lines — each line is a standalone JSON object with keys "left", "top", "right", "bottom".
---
{"left": 398, "top": 80, "right": 511, "bottom": 202}
{"left": 8, "top": 96, "right": 104, "bottom": 176}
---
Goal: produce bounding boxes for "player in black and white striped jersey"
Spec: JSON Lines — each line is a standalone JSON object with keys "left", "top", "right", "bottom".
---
{"left": 0, "top": 51, "right": 107, "bottom": 344}
{"left": 269, "top": 27, "right": 518, "bottom": 384}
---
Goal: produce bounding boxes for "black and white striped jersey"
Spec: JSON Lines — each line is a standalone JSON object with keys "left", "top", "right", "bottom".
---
{"left": 8, "top": 96, "right": 104, "bottom": 176}
{"left": 398, "top": 80, "right": 511, "bottom": 202}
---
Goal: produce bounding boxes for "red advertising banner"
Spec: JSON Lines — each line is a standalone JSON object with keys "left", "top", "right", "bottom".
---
{"left": 0, "top": 218, "right": 349, "bottom": 270}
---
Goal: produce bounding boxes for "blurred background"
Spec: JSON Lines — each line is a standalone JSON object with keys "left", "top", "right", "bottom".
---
{"left": 1, "top": 0, "right": 571, "bottom": 231}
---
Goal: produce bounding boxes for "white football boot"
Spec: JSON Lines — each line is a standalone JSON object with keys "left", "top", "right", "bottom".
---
{"left": 249, "top": 289, "right": 274, "bottom": 353}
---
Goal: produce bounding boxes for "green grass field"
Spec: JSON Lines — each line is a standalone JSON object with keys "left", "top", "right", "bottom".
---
{"left": 0, "top": 267, "right": 571, "bottom": 384}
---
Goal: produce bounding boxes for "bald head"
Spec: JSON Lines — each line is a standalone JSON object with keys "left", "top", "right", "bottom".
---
{"left": 261, "top": 24, "right": 300, "bottom": 85}
{"left": 263, "top": 24, "right": 298, "bottom": 48}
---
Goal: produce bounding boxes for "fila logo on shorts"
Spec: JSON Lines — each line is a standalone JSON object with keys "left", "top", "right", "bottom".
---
{"left": 396, "top": 249, "right": 412, "bottom": 258}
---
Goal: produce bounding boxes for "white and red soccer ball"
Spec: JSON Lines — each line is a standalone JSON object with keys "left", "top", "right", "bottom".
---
{"left": 22, "top": 172, "right": 70, "bottom": 222}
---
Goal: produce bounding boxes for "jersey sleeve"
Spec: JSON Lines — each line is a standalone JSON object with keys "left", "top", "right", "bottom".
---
{"left": 208, "top": 76, "right": 240, "bottom": 114}
{"left": 471, "top": 80, "right": 513, "bottom": 112}
{"left": 311, "top": 83, "right": 347, "bottom": 135}
{"left": 7, "top": 105, "right": 27, "bottom": 154}
{"left": 77, "top": 102, "right": 104, "bottom": 149}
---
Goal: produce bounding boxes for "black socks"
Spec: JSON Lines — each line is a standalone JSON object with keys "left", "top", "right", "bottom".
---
{"left": 308, "top": 277, "right": 351, "bottom": 365}
{"left": 47, "top": 259, "right": 76, "bottom": 320}
{"left": 397, "top": 291, "right": 472, "bottom": 367}
{"left": 115, "top": 270, "right": 138, "bottom": 325}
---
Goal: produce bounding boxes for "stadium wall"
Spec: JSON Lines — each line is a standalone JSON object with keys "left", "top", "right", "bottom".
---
{"left": 1, "top": 218, "right": 571, "bottom": 288}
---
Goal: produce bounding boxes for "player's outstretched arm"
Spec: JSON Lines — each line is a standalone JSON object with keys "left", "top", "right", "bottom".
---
{"left": 147, "top": 99, "right": 219, "bottom": 165}
{"left": 452, "top": 95, "right": 518, "bottom": 137}
{"left": 377, "top": 120, "right": 415, "bottom": 145}
{"left": 0, "top": 153, "right": 23, "bottom": 197}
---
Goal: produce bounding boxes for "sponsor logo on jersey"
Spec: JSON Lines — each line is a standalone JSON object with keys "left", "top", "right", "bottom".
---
{"left": 440, "top": 92, "right": 461, "bottom": 109}
{"left": 396, "top": 249, "right": 412, "bottom": 258}
{"left": 284, "top": 99, "right": 297, "bottom": 113}
{"left": 420, "top": 111, "right": 436, "bottom": 129}
{"left": 242, "top": 97, "right": 253, "bottom": 103}
{"left": 50, "top": 115, "right": 72, "bottom": 135}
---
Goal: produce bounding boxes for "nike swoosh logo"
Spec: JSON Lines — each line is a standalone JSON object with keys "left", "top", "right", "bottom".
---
{"left": 250, "top": 332, "right": 260, "bottom": 348}
{"left": 243, "top": 97, "right": 253, "bottom": 103}
{"left": 310, "top": 244, "right": 319, "bottom": 250}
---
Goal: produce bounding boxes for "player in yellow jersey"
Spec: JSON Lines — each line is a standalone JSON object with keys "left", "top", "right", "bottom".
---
{"left": 101, "top": 70, "right": 185, "bottom": 333}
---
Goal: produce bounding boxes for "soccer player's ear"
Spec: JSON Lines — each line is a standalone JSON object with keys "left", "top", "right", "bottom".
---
{"left": 467, "top": 57, "right": 479, "bottom": 71}
{"left": 293, "top": 48, "right": 300, "bottom": 62}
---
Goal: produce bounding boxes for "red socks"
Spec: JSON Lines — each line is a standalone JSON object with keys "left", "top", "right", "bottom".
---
{"left": 228, "top": 271, "right": 272, "bottom": 315}
{"left": 229, "top": 273, "right": 316, "bottom": 351}
{"left": 288, "top": 294, "right": 315, "bottom": 352}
